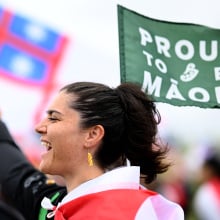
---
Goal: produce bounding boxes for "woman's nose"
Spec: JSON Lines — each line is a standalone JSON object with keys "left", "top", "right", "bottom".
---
{"left": 35, "top": 121, "right": 47, "bottom": 134}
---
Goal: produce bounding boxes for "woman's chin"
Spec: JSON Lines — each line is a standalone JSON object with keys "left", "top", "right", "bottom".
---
{"left": 39, "top": 162, "right": 60, "bottom": 177}
{"left": 39, "top": 161, "right": 51, "bottom": 174}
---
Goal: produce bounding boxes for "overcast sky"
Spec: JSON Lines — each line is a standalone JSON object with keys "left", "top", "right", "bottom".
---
{"left": 0, "top": 0, "right": 219, "bottom": 146}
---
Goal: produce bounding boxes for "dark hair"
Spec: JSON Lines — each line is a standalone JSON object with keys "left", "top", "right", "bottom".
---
{"left": 60, "top": 81, "right": 170, "bottom": 183}
{"left": 204, "top": 153, "right": 220, "bottom": 177}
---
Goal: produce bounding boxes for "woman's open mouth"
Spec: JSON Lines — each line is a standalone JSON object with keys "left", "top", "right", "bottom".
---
{"left": 41, "top": 141, "right": 52, "bottom": 151}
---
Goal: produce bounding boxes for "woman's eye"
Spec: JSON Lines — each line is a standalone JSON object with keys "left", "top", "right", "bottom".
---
{"left": 48, "top": 117, "right": 58, "bottom": 121}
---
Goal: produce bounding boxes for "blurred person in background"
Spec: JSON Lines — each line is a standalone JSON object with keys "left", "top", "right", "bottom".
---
{"left": 0, "top": 197, "right": 25, "bottom": 220}
{"left": 0, "top": 111, "right": 25, "bottom": 220}
{"left": 193, "top": 148, "right": 220, "bottom": 220}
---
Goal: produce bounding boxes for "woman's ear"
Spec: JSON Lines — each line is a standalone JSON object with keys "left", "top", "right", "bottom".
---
{"left": 85, "top": 125, "right": 104, "bottom": 148}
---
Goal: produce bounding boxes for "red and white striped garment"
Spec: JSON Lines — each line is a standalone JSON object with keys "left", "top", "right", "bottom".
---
{"left": 42, "top": 166, "right": 184, "bottom": 219}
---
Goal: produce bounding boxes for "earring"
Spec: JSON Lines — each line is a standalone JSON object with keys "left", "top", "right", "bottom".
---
{"left": 87, "top": 151, "right": 94, "bottom": 167}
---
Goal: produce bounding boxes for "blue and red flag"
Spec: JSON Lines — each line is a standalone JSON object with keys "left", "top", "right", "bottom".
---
{"left": 0, "top": 6, "right": 68, "bottom": 124}
{"left": 0, "top": 6, "right": 68, "bottom": 86}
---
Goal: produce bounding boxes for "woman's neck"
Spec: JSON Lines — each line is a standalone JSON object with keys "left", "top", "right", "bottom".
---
{"left": 65, "top": 167, "right": 105, "bottom": 193}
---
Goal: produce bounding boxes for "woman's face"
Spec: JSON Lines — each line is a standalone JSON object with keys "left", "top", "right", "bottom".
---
{"left": 35, "top": 91, "right": 88, "bottom": 177}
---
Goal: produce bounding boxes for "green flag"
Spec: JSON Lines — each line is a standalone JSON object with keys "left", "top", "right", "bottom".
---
{"left": 118, "top": 5, "right": 220, "bottom": 108}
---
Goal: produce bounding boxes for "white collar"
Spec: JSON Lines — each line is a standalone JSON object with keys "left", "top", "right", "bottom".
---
{"left": 59, "top": 166, "right": 140, "bottom": 206}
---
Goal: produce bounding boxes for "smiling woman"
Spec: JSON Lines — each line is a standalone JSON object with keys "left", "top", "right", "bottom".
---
{"left": 35, "top": 91, "right": 93, "bottom": 184}
{"left": 0, "top": 81, "right": 184, "bottom": 219}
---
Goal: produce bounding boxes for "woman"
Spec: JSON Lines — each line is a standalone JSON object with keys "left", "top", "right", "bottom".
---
{"left": 0, "top": 82, "right": 184, "bottom": 219}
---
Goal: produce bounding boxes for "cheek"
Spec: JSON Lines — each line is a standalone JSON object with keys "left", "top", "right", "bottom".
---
{"left": 54, "top": 132, "right": 84, "bottom": 159}
{"left": 50, "top": 123, "right": 87, "bottom": 158}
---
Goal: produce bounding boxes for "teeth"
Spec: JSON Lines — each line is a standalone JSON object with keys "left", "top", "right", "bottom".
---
{"left": 41, "top": 141, "right": 51, "bottom": 150}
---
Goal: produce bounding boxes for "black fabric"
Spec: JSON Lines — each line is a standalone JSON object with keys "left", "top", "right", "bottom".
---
{"left": 0, "top": 200, "right": 25, "bottom": 220}
{"left": 0, "top": 121, "right": 67, "bottom": 220}
{"left": 0, "top": 121, "right": 18, "bottom": 145}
